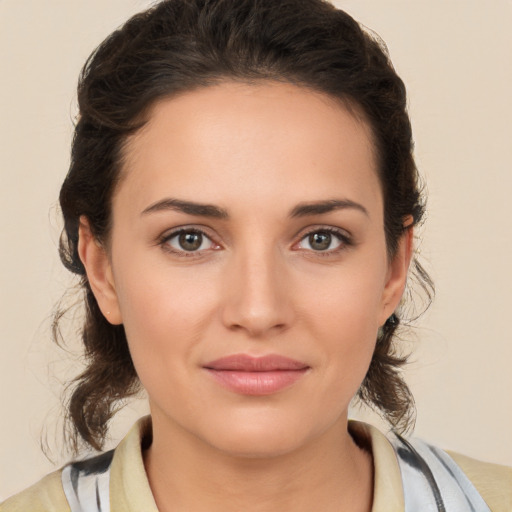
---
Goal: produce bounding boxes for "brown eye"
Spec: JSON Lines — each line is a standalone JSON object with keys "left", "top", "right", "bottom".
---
{"left": 308, "top": 232, "right": 332, "bottom": 251}
{"left": 296, "top": 229, "right": 346, "bottom": 253}
{"left": 179, "top": 231, "right": 203, "bottom": 251}
{"left": 164, "top": 229, "right": 215, "bottom": 253}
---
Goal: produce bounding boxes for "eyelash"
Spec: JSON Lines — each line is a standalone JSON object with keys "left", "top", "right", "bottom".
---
{"left": 159, "top": 227, "right": 220, "bottom": 257}
{"left": 295, "top": 227, "right": 353, "bottom": 256}
{"left": 158, "top": 226, "right": 352, "bottom": 257}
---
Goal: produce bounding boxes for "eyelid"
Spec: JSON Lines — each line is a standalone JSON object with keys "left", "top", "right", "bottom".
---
{"left": 157, "top": 224, "right": 353, "bottom": 257}
{"left": 158, "top": 225, "right": 222, "bottom": 256}
{"left": 292, "top": 225, "right": 353, "bottom": 253}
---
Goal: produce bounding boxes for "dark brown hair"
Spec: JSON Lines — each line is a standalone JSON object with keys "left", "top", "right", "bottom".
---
{"left": 56, "top": 0, "right": 433, "bottom": 452}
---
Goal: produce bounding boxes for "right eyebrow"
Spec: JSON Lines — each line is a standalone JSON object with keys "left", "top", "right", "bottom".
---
{"left": 141, "top": 198, "right": 229, "bottom": 219}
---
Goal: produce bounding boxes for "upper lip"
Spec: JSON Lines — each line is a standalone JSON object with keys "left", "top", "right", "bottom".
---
{"left": 203, "top": 354, "right": 309, "bottom": 371}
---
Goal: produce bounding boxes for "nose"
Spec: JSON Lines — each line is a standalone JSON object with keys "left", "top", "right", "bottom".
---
{"left": 220, "top": 246, "right": 294, "bottom": 338}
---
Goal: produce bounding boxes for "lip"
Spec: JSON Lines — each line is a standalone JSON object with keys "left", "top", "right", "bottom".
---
{"left": 203, "top": 354, "right": 310, "bottom": 396}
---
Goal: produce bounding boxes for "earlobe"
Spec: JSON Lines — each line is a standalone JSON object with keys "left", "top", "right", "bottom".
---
{"left": 379, "top": 224, "right": 414, "bottom": 326}
{"left": 77, "top": 216, "right": 123, "bottom": 325}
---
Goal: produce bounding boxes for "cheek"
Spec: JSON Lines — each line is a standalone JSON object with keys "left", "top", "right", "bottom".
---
{"left": 300, "top": 256, "right": 387, "bottom": 336}
{"left": 111, "top": 256, "right": 221, "bottom": 377}
{"left": 297, "top": 256, "right": 387, "bottom": 383}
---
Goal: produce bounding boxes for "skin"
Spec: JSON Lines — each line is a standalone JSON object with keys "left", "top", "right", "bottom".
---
{"left": 79, "top": 81, "right": 412, "bottom": 512}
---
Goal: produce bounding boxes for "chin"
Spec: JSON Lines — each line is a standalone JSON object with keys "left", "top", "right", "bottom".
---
{"left": 195, "top": 408, "right": 333, "bottom": 459}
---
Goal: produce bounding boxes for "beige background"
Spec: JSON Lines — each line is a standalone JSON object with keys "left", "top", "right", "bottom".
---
{"left": 1, "top": 0, "right": 511, "bottom": 499}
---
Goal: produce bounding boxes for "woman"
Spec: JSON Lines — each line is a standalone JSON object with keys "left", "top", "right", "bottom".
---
{"left": 1, "top": 0, "right": 510, "bottom": 511}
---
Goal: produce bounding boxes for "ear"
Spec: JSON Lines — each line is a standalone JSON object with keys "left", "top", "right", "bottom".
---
{"left": 78, "top": 216, "right": 123, "bottom": 325}
{"left": 378, "top": 222, "right": 414, "bottom": 326}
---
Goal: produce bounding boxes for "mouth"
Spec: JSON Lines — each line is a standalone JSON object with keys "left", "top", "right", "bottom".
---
{"left": 203, "top": 354, "right": 310, "bottom": 395}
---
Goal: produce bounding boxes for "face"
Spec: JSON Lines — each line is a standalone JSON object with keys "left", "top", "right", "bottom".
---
{"left": 81, "top": 81, "right": 410, "bottom": 457}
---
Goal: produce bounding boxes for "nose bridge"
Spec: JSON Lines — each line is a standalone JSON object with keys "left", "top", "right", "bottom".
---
{"left": 222, "top": 237, "right": 292, "bottom": 336}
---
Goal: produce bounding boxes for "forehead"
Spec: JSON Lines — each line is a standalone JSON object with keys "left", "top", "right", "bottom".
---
{"left": 115, "top": 81, "right": 382, "bottom": 217}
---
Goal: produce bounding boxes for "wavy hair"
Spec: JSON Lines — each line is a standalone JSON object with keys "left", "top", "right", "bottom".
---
{"left": 55, "top": 0, "right": 433, "bottom": 452}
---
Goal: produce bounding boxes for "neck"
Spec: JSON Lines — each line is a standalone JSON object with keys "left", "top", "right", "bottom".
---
{"left": 143, "top": 411, "right": 373, "bottom": 512}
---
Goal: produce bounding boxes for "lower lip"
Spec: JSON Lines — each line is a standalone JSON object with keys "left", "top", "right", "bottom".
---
{"left": 205, "top": 369, "right": 308, "bottom": 395}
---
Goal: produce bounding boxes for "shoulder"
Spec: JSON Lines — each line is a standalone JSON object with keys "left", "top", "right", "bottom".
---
{"left": 391, "top": 433, "right": 512, "bottom": 512}
{"left": 0, "top": 417, "right": 152, "bottom": 512}
{"left": 349, "top": 420, "right": 512, "bottom": 512}
{"left": 1, "top": 449, "right": 114, "bottom": 512}
{"left": 0, "top": 469, "right": 70, "bottom": 512}
{"left": 447, "top": 450, "right": 512, "bottom": 511}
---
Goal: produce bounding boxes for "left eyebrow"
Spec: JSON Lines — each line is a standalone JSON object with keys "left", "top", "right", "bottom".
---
{"left": 289, "top": 199, "right": 369, "bottom": 218}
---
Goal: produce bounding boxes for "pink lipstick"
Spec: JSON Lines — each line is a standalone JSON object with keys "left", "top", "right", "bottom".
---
{"left": 203, "top": 354, "right": 309, "bottom": 395}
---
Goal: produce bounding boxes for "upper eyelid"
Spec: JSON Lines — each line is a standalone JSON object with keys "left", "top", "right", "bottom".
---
{"left": 294, "top": 225, "right": 352, "bottom": 241}
{"left": 159, "top": 225, "right": 216, "bottom": 241}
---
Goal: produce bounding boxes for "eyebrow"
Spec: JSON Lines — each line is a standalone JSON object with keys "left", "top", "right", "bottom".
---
{"left": 141, "top": 197, "right": 368, "bottom": 219}
{"left": 289, "top": 199, "right": 369, "bottom": 218}
{"left": 141, "top": 198, "right": 229, "bottom": 219}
